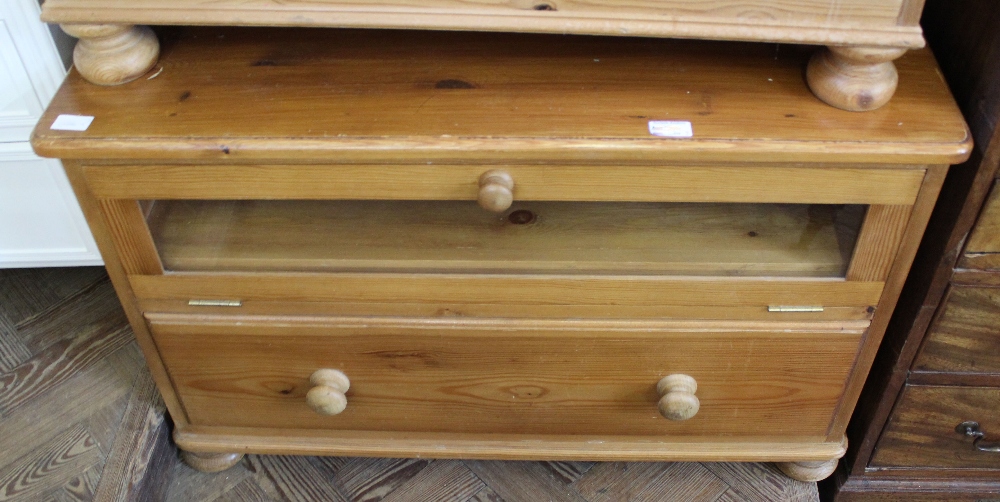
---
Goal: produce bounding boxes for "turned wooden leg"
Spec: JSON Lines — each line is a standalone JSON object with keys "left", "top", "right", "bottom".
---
{"left": 60, "top": 24, "right": 159, "bottom": 86}
{"left": 775, "top": 458, "right": 839, "bottom": 482}
{"left": 806, "top": 46, "right": 908, "bottom": 112}
{"left": 180, "top": 450, "right": 245, "bottom": 473}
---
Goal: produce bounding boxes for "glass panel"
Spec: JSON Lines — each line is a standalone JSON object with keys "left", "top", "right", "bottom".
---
{"left": 146, "top": 200, "right": 865, "bottom": 277}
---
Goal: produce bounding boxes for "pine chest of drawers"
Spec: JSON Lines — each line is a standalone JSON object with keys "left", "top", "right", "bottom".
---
{"left": 31, "top": 27, "right": 969, "bottom": 480}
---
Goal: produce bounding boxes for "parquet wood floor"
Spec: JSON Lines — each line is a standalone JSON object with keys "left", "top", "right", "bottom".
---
{"left": 0, "top": 268, "right": 820, "bottom": 502}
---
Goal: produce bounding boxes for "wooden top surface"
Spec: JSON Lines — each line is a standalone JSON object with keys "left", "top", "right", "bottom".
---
{"left": 40, "top": 0, "right": 925, "bottom": 48}
{"left": 33, "top": 28, "right": 969, "bottom": 164}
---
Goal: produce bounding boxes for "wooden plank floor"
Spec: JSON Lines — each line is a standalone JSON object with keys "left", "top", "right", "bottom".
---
{"left": 0, "top": 267, "right": 820, "bottom": 502}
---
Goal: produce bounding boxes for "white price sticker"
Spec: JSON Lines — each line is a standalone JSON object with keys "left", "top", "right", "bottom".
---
{"left": 50, "top": 114, "right": 95, "bottom": 131}
{"left": 648, "top": 120, "right": 693, "bottom": 138}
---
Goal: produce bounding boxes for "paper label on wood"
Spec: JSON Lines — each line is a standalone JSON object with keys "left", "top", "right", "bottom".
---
{"left": 648, "top": 121, "right": 693, "bottom": 138}
{"left": 50, "top": 114, "right": 95, "bottom": 131}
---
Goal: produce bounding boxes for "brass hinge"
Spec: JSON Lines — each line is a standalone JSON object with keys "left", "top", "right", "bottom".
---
{"left": 768, "top": 305, "right": 824, "bottom": 313}
{"left": 188, "top": 299, "right": 243, "bottom": 307}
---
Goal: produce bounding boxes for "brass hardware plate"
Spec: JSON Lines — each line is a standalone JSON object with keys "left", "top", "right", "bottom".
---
{"left": 188, "top": 299, "right": 243, "bottom": 307}
{"left": 768, "top": 306, "right": 825, "bottom": 313}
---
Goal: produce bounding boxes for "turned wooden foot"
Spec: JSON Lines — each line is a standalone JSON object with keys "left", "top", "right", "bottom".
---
{"left": 806, "top": 46, "right": 908, "bottom": 112}
{"left": 775, "top": 458, "right": 839, "bottom": 482}
{"left": 180, "top": 450, "right": 245, "bottom": 473}
{"left": 60, "top": 24, "right": 160, "bottom": 86}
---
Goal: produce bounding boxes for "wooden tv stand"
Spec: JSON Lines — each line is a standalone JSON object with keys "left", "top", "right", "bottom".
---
{"left": 41, "top": 0, "right": 928, "bottom": 111}
{"left": 31, "top": 27, "right": 969, "bottom": 481}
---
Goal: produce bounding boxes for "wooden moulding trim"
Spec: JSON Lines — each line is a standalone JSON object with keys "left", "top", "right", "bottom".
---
{"left": 129, "top": 274, "right": 886, "bottom": 308}
{"left": 135, "top": 299, "right": 876, "bottom": 321}
{"left": 173, "top": 426, "right": 848, "bottom": 462}
{"left": 145, "top": 312, "right": 871, "bottom": 334}
{"left": 81, "top": 164, "right": 927, "bottom": 205}
{"left": 30, "top": 138, "right": 973, "bottom": 166}
{"left": 39, "top": 5, "right": 926, "bottom": 48}
{"left": 845, "top": 469, "right": 1000, "bottom": 483}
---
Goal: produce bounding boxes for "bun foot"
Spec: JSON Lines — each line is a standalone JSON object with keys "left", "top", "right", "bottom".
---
{"left": 806, "top": 46, "right": 907, "bottom": 112}
{"left": 775, "top": 458, "right": 839, "bottom": 482}
{"left": 180, "top": 450, "right": 245, "bottom": 473}
{"left": 60, "top": 24, "right": 160, "bottom": 86}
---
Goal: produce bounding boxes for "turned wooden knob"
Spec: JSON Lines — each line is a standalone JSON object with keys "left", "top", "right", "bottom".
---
{"left": 657, "top": 374, "right": 699, "bottom": 421}
{"left": 306, "top": 369, "right": 350, "bottom": 416}
{"left": 61, "top": 24, "right": 160, "bottom": 86}
{"left": 478, "top": 170, "right": 515, "bottom": 212}
{"left": 806, "top": 46, "right": 907, "bottom": 112}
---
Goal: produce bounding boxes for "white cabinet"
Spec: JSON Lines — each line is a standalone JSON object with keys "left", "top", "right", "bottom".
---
{"left": 0, "top": 0, "right": 101, "bottom": 267}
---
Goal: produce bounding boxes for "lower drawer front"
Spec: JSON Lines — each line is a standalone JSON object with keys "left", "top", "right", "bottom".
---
{"left": 913, "top": 286, "right": 1000, "bottom": 375}
{"left": 149, "top": 315, "right": 861, "bottom": 438}
{"left": 873, "top": 385, "right": 1000, "bottom": 469}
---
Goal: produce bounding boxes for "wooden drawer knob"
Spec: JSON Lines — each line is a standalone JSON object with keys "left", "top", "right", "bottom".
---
{"left": 306, "top": 369, "right": 350, "bottom": 416}
{"left": 657, "top": 374, "right": 700, "bottom": 421}
{"left": 478, "top": 170, "right": 515, "bottom": 212}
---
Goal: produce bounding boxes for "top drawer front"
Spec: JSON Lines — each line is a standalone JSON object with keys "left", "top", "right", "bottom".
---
{"left": 82, "top": 164, "right": 926, "bottom": 206}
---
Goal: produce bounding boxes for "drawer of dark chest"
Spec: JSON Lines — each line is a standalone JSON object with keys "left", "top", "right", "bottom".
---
{"left": 873, "top": 385, "right": 1000, "bottom": 469}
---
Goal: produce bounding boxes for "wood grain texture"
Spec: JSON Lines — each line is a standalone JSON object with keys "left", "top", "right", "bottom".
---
{"left": 61, "top": 162, "right": 192, "bottom": 427}
{"left": 159, "top": 454, "right": 821, "bottom": 501}
{"left": 130, "top": 273, "right": 886, "bottom": 309}
{"left": 911, "top": 286, "right": 1000, "bottom": 376}
{"left": 960, "top": 181, "right": 1000, "bottom": 269}
{"left": 81, "top": 164, "right": 928, "bottom": 205}
{"left": 138, "top": 298, "right": 876, "bottom": 322}
{"left": 847, "top": 205, "right": 912, "bottom": 282}
{"left": 707, "top": 461, "right": 820, "bottom": 501}
{"left": 0, "top": 427, "right": 101, "bottom": 502}
{"left": 0, "top": 324, "right": 132, "bottom": 414}
{"left": 14, "top": 276, "right": 124, "bottom": 352}
{"left": 0, "top": 316, "right": 31, "bottom": 374}
{"left": 150, "top": 315, "right": 861, "bottom": 438}
{"left": 0, "top": 268, "right": 183, "bottom": 502}
{"left": 32, "top": 28, "right": 969, "bottom": 164}
{"left": 146, "top": 200, "right": 863, "bottom": 277}
{"left": 825, "top": 165, "right": 947, "bottom": 440}
{"left": 466, "top": 461, "right": 589, "bottom": 502}
{"left": 897, "top": 0, "right": 927, "bottom": 25}
{"left": 379, "top": 459, "right": 484, "bottom": 502}
{"left": 96, "top": 199, "right": 162, "bottom": 276}
{"left": 59, "top": 24, "right": 159, "bottom": 86}
{"left": 776, "top": 459, "right": 838, "bottom": 482}
{"left": 246, "top": 455, "right": 346, "bottom": 501}
{"left": 39, "top": 0, "right": 923, "bottom": 49}
{"left": 572, "top": 461, "right": 729, "bottom": 502}
{"left": 336, "top": 457, "right": 428, "bottom": 502}
{"left": 806, "top": 46, "right": 906, "bottom": 112}
{"left": 91, "top": 370, "right": 172, "bottom": 502}
{"left": 0, "top": 355, "right": 130, "bottom": 480}
{"left": 828, "top": 3, "right": 1000, "bottom": 497}
{"left": 871, "top": 385, "right": 1000, "bottom": 469}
